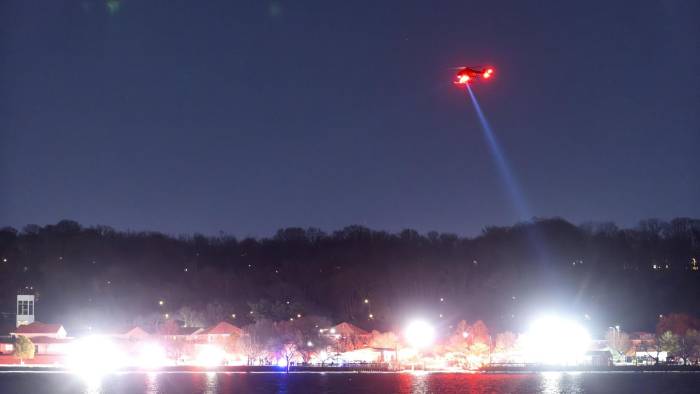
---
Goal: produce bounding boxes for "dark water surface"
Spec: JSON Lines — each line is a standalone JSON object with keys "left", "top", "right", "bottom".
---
{"left": 1, "top": 371, "right": 699, "bottom": 394}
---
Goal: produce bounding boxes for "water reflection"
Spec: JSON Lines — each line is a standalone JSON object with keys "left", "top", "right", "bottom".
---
{"left": 70, "top": 370, "right": 588, "bottom": 394}
{"left": 145, "top": 372, "right": 159, "bottom": 394}
{"left": 540, "top": 371, "right": 584, "bottom": 394}
{"left": 203, "top": 371, "right": 218, "bottom": 394}
{"left": 81, "top": 374, "right": 103, "bottom": 394}
{"left": 541, "top": 371, "right": 563, "bottom": 393}
{"left": 410, "top": 372, "right": 429, "bottom": 394}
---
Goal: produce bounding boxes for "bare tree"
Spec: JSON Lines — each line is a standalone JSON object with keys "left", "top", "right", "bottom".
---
{"left": 605, "top": 328, "right": 631, "bottom": 362}
{"left": 176, "top": 306, "right": 205, "bottom": 328}
{"left": 280, "top": 343, "right": 298, "bottom": 373}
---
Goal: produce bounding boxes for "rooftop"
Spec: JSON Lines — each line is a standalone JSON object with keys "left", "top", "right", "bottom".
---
{"left": 13, "top": 322, "right": 64, "bottom": 335}
{"left": 198, "top": 321, "right": 242, "bottom": 336}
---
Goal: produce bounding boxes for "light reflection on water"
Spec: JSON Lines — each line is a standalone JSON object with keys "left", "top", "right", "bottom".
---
{"left": 540, "top": 371, "right": 584, "bottom": 394}
{"left": 145, "top": 372, "right": 159, "bottom": 394}
{"left": 409, "top": 372, "right": 429, "bottom": 394}
{"left": 541, "top": 371, "right": 563, "bottom": 393}
{"left": 204, "top": 371, "right": 218, "bottom": 394}
{"left": 52, "top": 370, "right": 699, "bottom": 394}
{"left": 82, "top": 375, "right": 102, "bottom": 394}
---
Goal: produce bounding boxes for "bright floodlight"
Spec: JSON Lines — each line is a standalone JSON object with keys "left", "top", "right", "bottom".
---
{"left": 405, "top": 320, "right": 435, "bottom": 349}
{"left": 196, "top": 344, "right": 226, "bottom": 367}
{"left": 136, "top": 342, "right": 168, "bottom": 369}
{"left": 522, "top": 316, "right": 591, "bottom": 365}
{"left": 67, "top": 336, "right": 126, "bottom": 375}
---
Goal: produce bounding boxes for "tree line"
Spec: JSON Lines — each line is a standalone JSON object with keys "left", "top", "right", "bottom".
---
{"left": 0, "top": 217, "right": 698, "bottom": 334}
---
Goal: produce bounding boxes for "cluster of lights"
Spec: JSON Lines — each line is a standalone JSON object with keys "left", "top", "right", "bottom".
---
{"left": 62, "top": 310, "right": 597, "bottom": 373}
{"left": 482, "top": 68, "right": 494, "bottom": 79}
{"left": 68, "top": 337, "right": 173, "bottom": 374}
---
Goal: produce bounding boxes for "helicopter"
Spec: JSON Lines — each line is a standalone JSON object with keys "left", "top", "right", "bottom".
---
{"left": 454, "top": 66, "right": 494, "bottom": 85}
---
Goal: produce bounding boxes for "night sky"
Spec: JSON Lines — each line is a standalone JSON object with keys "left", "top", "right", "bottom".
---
{"left": 1, "top": 0, "right": 698, "bottom": 237}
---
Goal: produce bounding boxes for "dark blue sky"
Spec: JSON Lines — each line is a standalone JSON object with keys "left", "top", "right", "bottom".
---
{"left": 1, "top": 0, "right": 698, "bottom": 237}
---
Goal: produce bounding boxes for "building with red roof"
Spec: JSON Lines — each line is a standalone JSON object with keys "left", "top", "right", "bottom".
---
{"left": 192, "top": 321, "right": 242, "bottom": 343}
{"left": 3, "top": 322, "right": 72, "bottom": 360}
{"left": 111, "top": 326, "right": 150, "bottom": 341}
{"left": 328, "top": 322, "right": 371, "bottom": 352}
{"left": 10, "top": 322, "right": 67, "bottom": 339}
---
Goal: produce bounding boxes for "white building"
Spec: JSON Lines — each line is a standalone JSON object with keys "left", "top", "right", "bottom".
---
{"left": 16, "top": 295, "right": 35, "bottom": 327}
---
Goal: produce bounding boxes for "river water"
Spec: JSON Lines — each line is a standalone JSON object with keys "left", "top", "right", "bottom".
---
{"left": 1, "top": 371, "right": 699, "bottom": 393}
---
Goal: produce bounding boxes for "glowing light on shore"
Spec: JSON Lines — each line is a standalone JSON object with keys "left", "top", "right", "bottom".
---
{"left": 405, "top": 320, "right": 435, "bottom": 349}
{"left": 136, "top": 343, "right": 167, "bottom": 369}
{"left": 196, "top": 345, "right": 226, "bottom": 367}
{"left": 67, "top": 336, "right": 126, "bottom": 375}
{"left": 522, "top": 316, "right": 590, "bottom": 365}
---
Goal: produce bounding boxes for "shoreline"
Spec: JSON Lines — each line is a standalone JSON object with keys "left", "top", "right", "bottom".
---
{"left": 1, "top": 365, "right": 700, "bottom": 374}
